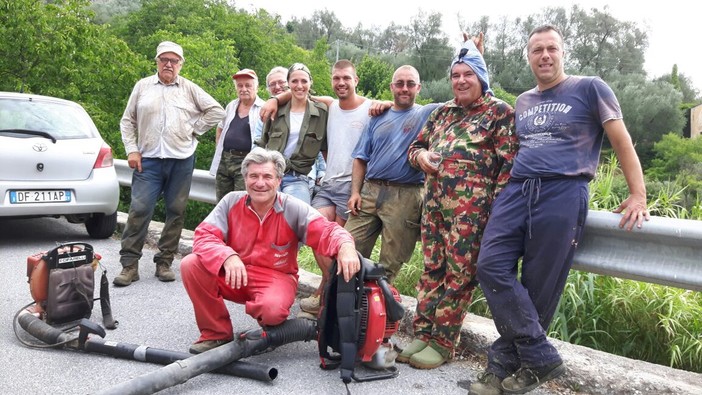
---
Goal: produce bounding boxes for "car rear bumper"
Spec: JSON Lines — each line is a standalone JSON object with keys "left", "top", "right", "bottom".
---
{"left": 0, "top": 167, "right": 119, "bottom": 217}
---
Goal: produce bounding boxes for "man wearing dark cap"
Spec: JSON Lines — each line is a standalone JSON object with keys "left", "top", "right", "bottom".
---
{"left": 116, "top": 41, "right": 225, "bottom": 286}
{"left": 210, "top": 68, "right": 266, "bottom": 200}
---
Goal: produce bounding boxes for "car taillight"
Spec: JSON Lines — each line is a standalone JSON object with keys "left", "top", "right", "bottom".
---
{"left": 94, "top": 144, "right": 114, "bottom": 168}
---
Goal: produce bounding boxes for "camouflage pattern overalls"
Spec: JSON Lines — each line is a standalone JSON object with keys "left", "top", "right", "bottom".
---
{"left": 407, "top": 94, "right": 518, "bottom": 358}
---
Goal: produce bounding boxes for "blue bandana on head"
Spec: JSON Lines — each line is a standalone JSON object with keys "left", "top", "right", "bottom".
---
{"left": 450, "top": 39, "right": 492, "bottom": 96}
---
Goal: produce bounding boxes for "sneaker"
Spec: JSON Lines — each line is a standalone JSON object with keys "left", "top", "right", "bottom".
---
{"left": 155, "top": 263, "right": 175, "bottom": 282}
{"left": 469, "top": 372, "right": 504, "bottom": 395}
{"left": 299, "top": 294, "right": 320, "bottom": 314}
{"left": 396, "top": 338, "right": 427, "bottom": 363}
{"left": 188, "top": 339, "right": 231, "bottom": 354}
{"left": 501, "top": 362, "right": 566, "bottom": 394}
{"left": 113, "top": 264, "right": 139, "bottom": 286}
{"left": 408, "top": 344, "right": 449, "bottom": 369}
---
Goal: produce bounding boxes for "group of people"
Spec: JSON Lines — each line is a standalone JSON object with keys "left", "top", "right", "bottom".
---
{"left": 115, "top": 24, "right": 649, "bottom": 394}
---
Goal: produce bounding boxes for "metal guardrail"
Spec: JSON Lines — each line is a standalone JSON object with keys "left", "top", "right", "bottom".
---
{"left": 115, "top": 159, "right": 217, "bottom": 204}
{"left": 115, "top": 159, "right": 702, "bottom": 292}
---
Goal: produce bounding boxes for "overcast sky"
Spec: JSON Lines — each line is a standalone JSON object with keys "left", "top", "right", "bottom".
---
{"left": 246, "top": 0, "right": 702, "bottom": 93}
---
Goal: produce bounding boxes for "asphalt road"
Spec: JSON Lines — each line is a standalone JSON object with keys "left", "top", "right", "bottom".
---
{"left": 2, "top": 217, "right": 700, "bottom": 395}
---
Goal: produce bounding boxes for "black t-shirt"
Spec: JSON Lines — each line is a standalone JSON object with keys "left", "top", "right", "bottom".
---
{"left": 222, "top": 112, "right": 251, "bottom": 151}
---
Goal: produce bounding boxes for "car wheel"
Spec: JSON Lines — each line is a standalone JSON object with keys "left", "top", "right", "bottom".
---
{"left": 85, "top": 211, "right": 117, "bottom": 239}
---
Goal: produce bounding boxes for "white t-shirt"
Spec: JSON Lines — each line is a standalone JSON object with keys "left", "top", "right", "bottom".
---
{"left": 323, "top": 98, "right": 372, "bottom": 182}
{"left": 284, "top": 111, "right": 304, "bottom": 159}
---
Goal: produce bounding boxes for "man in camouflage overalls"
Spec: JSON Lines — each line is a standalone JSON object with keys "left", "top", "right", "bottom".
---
{"left": 399, "top": 38, "right": 518, "bottom": 370}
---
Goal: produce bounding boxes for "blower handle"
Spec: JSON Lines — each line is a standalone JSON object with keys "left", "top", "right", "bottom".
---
{"left": 376, "top": 277, "right": 405, "bottom": 323}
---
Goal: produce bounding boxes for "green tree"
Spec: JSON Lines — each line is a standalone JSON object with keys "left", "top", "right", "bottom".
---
{"left": 465, "top": 6, "right": 649, "bottom": 96}
{"left": 654, "top": 68, "right": 701, "bottom": 104}
{"left": 355, "top": 55, "right": 394, "bottom": 99}
{"left": 285, "top": 10, "right": 346, "bottom": 50}
{"left": 90, "top": 0, "right": 141, "bottom": 24}
{"left": 647, "top": 133, "right": 702, "bottom": 206}
{"left": 377, "top": 23, "right": 412, "bottom": 55}
{"left": 407, "top": 11, "right": 453, "bottom": 82}
{"left": 566, "top": 5, "right": 647, "bottom": 78}
{"left": 467, "top": 15, "right": 536, "bottom": 92}
{"left": 416, "top": 79, "right": 452, "bottom": 103}
{"left": 608, "top": 73, "right": 685, "bottom": 165}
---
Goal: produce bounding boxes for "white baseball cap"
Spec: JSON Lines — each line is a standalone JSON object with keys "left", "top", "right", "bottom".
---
{"left": 156, "top": 41, "right": 184, "bottom": 60}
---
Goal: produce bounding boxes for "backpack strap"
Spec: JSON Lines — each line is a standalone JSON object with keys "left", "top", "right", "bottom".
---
{"left": 99, "top": 269, "right": 118, "bottom": 329}
{"left": 335, "top": 253, "right": 367, "bottom": 384}
{"left": 335, "top": 270, "right": 360, "bottom": 384}
{"left": 317, "top": 266, "right": 339, "bottom": 365}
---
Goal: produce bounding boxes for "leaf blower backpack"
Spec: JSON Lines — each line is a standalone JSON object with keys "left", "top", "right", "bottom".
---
{"left": 25, "top": 242, "right": 116, "bottom": 329}
{"left": 317, "top": 252, "right": 406, "bottom": 385}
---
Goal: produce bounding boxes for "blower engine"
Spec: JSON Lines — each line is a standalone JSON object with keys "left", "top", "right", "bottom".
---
{"left": 357, "top": 280, "right": 402, "bottom": 370}
{"left": 318, "top": 253, "right": 406, "bottom": 384}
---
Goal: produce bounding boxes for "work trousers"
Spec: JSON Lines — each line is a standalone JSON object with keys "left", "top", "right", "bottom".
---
{"left": 413, "top": 199, "right": 487, "bottom": 355}
{"left": 476, "top": 177, "right": 589, "bottom": 377}
{"left": 215, "top": 151, "right": 247, "bottom": 201}
{"left": 344, "top": 181, "right": 422, "bottom": 280}
{"left": 181, "top": 253, "right": 298, "bottom": 342}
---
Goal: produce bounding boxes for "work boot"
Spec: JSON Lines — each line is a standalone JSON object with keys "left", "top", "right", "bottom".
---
{"left": 396, "top": 338, "right": 428, "bottom": 363}
{"left": 299, "top": 294, "right": 320, "bottom": 314}
{"left": 113, "top": 264, "right": 139, "bottom": 286}
{"left": 188, "top": 339, "right": 231, "bottom": 354}
{"left": 408, "top": 344, "right": 450, "bottom": 369}
{"left": 469, "top": 371, "right": 504, "bottom": 395}
{"left": 155, "top": 263, "right": 175, "bottom": 282}
{"left": 501, "top": 362, "right": 566, "bottom": 394}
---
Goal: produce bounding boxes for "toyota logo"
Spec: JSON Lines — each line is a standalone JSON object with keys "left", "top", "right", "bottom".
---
{"left": 32, "top": 143, "right": 48, "bottom": 152}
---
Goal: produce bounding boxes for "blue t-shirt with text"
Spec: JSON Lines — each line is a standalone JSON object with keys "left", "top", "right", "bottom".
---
{"left": 512, "top": 76, "right": 622, "bottom": 180}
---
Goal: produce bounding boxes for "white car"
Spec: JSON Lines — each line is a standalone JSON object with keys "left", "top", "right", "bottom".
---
{"left": 0, "top": 92, "right": 119, "bottom": 239}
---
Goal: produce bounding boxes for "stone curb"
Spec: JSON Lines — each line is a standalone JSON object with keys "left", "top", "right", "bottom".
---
{"left": 117, "top": 213, "right": 702, "bottom": 395}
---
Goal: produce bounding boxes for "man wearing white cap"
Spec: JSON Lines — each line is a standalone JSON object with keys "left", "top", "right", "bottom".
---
{"left": 210, "top": 68, "right": 266, "bottom": 201}
{"left": 116, "top": 41, "right": 225, "bottom": 286}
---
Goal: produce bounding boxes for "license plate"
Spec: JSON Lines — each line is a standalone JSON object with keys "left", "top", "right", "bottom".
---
{"left": 10, "top": 190, "right": 72, "bottom": 204}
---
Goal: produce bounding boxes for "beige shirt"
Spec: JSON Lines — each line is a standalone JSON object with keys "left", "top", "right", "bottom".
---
{"left": 120, "top": 74, "right": 225, "bottom": 159}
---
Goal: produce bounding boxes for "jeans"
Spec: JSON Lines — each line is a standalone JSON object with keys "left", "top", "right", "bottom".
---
{"left": 281, "top": 172, "right": 311, "bottom": 205}
{"left": 120, "top": 155, "right": 195, "bottom": 268}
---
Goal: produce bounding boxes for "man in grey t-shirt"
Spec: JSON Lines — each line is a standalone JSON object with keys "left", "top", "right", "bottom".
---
{"left": 302, "top": 60, "right": 371, "bottom": 316}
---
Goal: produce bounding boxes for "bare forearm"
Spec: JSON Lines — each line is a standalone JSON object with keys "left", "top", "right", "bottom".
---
{"left": 350, "top": 159, "right": 367, "bottom": 194}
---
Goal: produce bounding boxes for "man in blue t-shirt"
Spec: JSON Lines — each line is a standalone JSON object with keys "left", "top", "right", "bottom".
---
{"left": 345, "top": 65, "right": 439, "bottom": 281}
{"left": 470, "top": 25, "right": 649, "bottom": 395}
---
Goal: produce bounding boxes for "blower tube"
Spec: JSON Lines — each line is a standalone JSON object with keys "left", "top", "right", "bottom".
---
{"left": 96, "top": 318, "right": 317, "bottom": 395}
{"left": 85, "top": 338, "right": 277, "bottom": 382}
{"left": 16, "top": 313, "right": 77, "bottom": 346}
{"left": 16, "top": 313, "right": 276, "bottom": 382}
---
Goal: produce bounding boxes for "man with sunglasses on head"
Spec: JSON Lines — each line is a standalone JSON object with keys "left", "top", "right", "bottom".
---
{"left": 116, "top": 41, "right": 225, "bottom": 287}
{"left": 344, "top": 65, "right": 441, "bottom": 283}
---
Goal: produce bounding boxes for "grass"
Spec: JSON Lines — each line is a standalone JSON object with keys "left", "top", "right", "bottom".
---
{"left": 300, "top": 153, "right": 702, "bottom": 373}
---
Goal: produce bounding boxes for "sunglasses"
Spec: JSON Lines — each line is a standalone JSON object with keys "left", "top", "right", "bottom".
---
{"left": 392, "top": 81, "right": 418, "bottom": 89}
{"left": 158, "top": 57, "right": 181, "bottom": 65}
